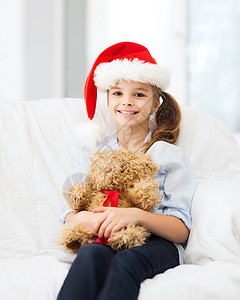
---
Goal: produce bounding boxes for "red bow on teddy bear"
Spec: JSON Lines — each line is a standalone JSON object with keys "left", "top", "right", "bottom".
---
{"left": 94, "top": 190, "right": 120, "bottom": 245}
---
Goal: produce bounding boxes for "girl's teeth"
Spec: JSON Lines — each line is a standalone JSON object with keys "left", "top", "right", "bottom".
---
{"left": 119, "top": 111, "right": 137, "bottom": 115}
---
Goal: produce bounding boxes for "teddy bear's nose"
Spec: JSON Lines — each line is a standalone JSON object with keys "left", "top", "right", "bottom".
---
{"left": 103, "top": 167, "right": 112, "bottom": 173}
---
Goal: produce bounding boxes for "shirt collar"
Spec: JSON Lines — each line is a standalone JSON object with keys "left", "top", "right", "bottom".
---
{"left": 109, "top": 131, "right": 152, "bottom": 152}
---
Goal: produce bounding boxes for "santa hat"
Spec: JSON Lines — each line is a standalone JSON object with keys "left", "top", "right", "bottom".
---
{"left": 84, "top": 41, "right": 170, "bottom": 120}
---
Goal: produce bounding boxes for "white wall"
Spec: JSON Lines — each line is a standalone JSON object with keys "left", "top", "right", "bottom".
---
{"left": 0, "top": 1, "right": 24, "bottom": 100}
{"left": 0, "top": 0, "right": 65, "bottom": 101}
{"left": 65, "top": 0, "right": 87, "bottom": 98}
{"left": 24, "top": 0, "right": 65, "bottom": 100}
{"left": 86, "top": 0, "right": 187, "bottom": 104}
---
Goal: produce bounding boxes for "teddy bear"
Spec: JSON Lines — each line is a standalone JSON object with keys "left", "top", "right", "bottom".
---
{"left": 59, "top": 149, "right": 160, "bottom": 253}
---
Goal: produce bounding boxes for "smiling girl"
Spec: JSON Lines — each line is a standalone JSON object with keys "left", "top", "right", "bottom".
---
{"left": 58, "top": 42, "right": 197, "bottom": 300}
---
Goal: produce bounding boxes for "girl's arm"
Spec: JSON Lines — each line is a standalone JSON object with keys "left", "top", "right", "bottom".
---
{"left": 92, "top": 207, "right": 189, "bottom": 244}
{"left": 135, "top": 209, "right": 189, "bottom": 243}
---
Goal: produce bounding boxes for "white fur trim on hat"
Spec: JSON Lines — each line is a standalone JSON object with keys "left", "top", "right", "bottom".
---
{"left": 94, "top": 58, "right": 170, "bottom": 91}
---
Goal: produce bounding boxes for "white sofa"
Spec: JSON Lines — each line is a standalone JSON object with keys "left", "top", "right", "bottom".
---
{"left": 0, "top": 98, "right": 240, "bottom": 300}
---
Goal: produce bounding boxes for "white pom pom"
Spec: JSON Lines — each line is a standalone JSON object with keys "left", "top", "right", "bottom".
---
{"left": 75, "top": 92, "right": 116, "bottom": 151}
{"left": 75, "top": 121, "right": 105, "bottom": 151}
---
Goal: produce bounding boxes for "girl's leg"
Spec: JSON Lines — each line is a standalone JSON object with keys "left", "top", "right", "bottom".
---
{"left": 57, "top": 243, "right": 115, "bottom": 300}
{"left": 97, "top": 235, "right": 179, "bottom": 300}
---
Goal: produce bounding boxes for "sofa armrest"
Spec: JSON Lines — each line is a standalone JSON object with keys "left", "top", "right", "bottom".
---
{"left": 184, "top": 179, "right": 240, "bottom": 265}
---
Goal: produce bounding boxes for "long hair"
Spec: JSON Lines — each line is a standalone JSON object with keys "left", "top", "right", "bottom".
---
{"left": 142, "top": 86, "right": 182, "bottom": 153}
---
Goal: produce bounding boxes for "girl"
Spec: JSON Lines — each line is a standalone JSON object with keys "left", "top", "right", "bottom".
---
{"left": 58, "top": 42, "right": 197, "bottom": 300}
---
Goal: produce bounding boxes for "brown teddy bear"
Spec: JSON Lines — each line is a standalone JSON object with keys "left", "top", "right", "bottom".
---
{"left": 59, "top": 149, "right": 160, "bottom": 253}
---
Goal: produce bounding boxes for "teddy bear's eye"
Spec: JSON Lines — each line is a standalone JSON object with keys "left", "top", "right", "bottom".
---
{"left": 120, "top": 170, "right": 124, "bottom": 173}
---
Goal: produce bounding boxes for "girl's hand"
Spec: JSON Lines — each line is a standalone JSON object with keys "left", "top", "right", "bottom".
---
{"left": 65, "top": 211, "right": 106, "bottom": 235}
{"left": 92, "top": 207, "right": 140, "bottom": 239}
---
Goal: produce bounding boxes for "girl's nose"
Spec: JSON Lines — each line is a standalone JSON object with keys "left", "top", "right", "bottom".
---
{"left": 122, "top": 95, "right": 133, "bottom": 106}
{"left": 104, "top": 167, "right": 112, "bottom": 173}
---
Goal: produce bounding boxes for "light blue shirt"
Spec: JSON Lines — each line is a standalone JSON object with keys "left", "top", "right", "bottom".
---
{"left": 60, "top": 132, "right": 197, "bottom": 262}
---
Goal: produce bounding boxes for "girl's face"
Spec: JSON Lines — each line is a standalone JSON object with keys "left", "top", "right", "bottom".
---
{"left": 107, "top": 80, "right": 159, "bottom": 131}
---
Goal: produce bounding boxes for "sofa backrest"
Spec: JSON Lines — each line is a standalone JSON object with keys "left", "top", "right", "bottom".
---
{"left": 0, "top": 99, "right": 83, "bottom": 260}
{"left": 176, "top": 104, "right": 240, "bottom": 181}
{"left": 0, "top": 98, "right": 240, "bottom": 260}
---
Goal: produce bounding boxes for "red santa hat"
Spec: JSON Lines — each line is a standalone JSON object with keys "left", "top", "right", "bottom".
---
{"left": 84, "top": 41, "right": 170, "bottom": 120}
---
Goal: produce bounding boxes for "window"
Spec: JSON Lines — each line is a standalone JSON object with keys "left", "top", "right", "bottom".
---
{"left": 188, "top": 0, "right": 240, "bottom": 134}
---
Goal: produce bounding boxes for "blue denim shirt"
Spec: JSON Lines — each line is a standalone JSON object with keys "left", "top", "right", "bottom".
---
{"left": 60, "top": 132, "right": 197, "bottom": 229}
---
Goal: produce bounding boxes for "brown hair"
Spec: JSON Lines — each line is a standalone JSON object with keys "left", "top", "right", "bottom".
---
{"left": 141, "top": 86, "right": 182, "bottom": 153}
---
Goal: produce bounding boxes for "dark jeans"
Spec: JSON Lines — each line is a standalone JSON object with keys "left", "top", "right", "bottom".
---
{"left": 57, "top": 235, "right": 179, "bottom": 300}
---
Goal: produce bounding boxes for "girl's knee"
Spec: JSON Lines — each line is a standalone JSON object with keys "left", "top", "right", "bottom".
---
{"left": 111, "top": 250, "right": 138, "bottom": 274}
{"left": 76, "top": 243, "right": 114, "bottom": 261}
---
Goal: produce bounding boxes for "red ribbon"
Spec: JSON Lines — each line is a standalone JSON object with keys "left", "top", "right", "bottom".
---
{"left": 100, "top": 190, "right": 120, "bottom": 207}
{"left": 94, "top": 190, "right": 120, "bottom": 245}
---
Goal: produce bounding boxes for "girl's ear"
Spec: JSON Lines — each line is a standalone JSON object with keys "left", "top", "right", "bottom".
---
{"left": 151, "top": 98, "right": 160, "bottom": 113}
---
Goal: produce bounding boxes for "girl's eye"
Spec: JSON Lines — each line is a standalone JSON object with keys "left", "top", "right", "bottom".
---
{"left": 135, "top": 93, "right": 145, "bottom": 98}
{"left": 113, "top": 91, "right": 122, "bottom": 96}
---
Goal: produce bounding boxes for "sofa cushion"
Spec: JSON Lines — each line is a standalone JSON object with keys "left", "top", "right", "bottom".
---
{"left": 0, "top": 255, "right": 69, "bottom": 299}
{"left": 184, "top": 179, "right": 240, "bottom": 265}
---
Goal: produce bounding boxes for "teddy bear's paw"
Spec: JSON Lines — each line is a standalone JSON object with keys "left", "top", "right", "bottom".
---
{"left": 108, "top": 224, "right": 151, "bottom": 251}
{"left": 64, "top": 240, "right": 82, "bottom": 254}
{"left": 64, "top": 183, "right": 92, "bottom": 212}
{"left": 59, "top": 224, "right": 96, "bottom": 253}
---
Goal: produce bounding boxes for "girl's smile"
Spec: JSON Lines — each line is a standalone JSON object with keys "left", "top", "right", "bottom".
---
{"left": 117, "top": 109, "right": 139, "bottom": 116}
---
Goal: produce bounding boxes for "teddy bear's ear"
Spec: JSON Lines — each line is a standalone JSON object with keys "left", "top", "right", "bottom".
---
{"left": 131, "top": 152, "right": 159, "bottom": 177}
